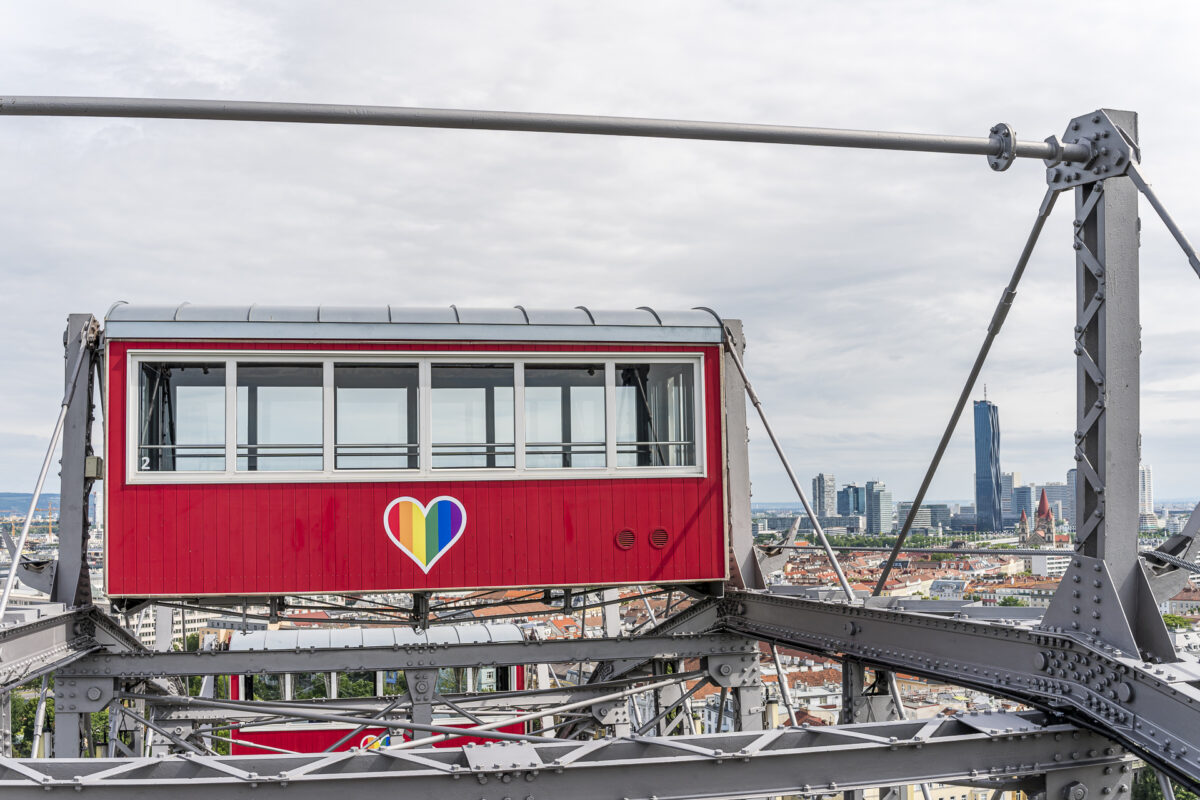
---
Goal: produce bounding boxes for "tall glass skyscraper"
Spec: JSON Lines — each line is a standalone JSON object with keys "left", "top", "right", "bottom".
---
{"left": 1139, "top": 463, "right": 1154, "bottom": 514}
{"left": 865, "top": 480, "right": 894, "bottom": 535}
{"left": 812, "top": 473, "right": 837, "bottom": 517}
{"left": 973, "top": 400, "right": 1003, "bottom": 532}
{"left": 838, "top": 484, "right": 867, "bottom": 515}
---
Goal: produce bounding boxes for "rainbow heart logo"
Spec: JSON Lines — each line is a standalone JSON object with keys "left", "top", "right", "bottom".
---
{"left": 383, "top": 496, "right": 468, "bottom": 573}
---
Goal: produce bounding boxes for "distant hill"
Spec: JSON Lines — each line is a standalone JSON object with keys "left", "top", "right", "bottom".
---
{"left": 0, "top": 493, "right": 96, "bottom": 516}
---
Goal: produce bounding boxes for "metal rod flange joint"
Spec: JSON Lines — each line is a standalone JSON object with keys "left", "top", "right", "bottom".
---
{"left": 988, "top": 123, "right": 1017, "bottom": 172}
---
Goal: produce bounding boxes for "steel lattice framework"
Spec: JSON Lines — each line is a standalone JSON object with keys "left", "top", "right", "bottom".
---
{"left": 2, "top": 96, "right": 1200, "bottom": 799}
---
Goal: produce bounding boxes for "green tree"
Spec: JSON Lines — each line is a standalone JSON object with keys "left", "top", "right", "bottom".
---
{"left": 8, "top": 686, "right": 53, "bottom": 757}
{"left": 8, "top": 679, "right": 109, "bottom": 757}
{"left": 1133, "top": 767, "right": 1199, "bottom": 800}
{"left": 339, "top": 671, "right": 376, "bottom": 698}
{"left": 998, "top": 596, "right": 1027, "bottom": 607}
{"left": 1162, "top": 614, "right": 1194, "bottom": 631}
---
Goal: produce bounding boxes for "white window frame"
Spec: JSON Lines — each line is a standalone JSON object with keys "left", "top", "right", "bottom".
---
{"left": 125, "top": 349, "right": 707, "bottom": 484}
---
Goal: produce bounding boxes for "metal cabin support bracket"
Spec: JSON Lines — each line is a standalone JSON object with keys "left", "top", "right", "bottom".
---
{"left": 841, "top": 660, "right": 901, "bottom": 724}
{"left": 1047, "top": 761, "right": 1137, "bottom": 800}
{"left": 719, "top": 318, "right": 757, "bottom": 591}
{"left": 404, "top": 668, "right": 437, "bottom": 737}
{"left": 54, "top": 675, "right": 115, "bottom": 715}
{"left": 53, "top": 314, "right": 100, "bottom": 608}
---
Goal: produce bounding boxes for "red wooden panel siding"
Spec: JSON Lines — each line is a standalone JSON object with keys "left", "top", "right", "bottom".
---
{"left": 105, "top": 340, "right": 727, "bottom": 597}
{"left": 231, "top": 721, "right": 529, "bottom": 755}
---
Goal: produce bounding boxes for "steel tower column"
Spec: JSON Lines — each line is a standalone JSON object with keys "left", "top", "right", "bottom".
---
{"left": 1036, "top": 109, "right": 1173, "bottom": 661}
{"left": 1073, "top": 163, "right": 1141, "bottom": 606}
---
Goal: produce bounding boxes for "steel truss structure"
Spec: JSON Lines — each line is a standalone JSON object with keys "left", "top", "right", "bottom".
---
{"left": 2, "top": 96, "right": 1200, "bottom": 798}
{"left": 0, "top": 712, "right": 1133, "bottom": 799}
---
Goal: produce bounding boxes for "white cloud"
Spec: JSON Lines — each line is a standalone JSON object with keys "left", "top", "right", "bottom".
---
{"left": 1, "top": 1, "right": 1199, "bottom": 503}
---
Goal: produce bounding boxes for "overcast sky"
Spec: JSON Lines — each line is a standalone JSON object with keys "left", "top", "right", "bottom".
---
{"left": 2, "top": 2, "right": 1199, "bottom": 505}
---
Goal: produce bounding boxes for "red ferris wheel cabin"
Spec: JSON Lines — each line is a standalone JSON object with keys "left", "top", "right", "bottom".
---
{"left": 102, "top": 304, "right": 748, "bottom": 600}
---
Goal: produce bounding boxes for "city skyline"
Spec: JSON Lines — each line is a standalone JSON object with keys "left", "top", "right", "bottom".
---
{"left": 755, "top": 396, "right": 1190, "bottom": 509}
{"left": 754, "top": 460, "right": 1186, "bottom": 513}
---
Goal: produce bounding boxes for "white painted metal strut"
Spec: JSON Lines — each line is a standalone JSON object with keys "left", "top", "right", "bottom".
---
{"left": 722, "top": 331, "right": 855, "bottom": 599}
{"left": 0, "top": 95, "right": 1090, "bottom": 164}
{"left": 0, "top": 326, "right": 90, "bottom": 617}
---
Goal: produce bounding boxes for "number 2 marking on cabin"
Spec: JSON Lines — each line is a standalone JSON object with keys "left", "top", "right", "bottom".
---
{"left": 382, "top": 496, "right": 468, "bottom": 573}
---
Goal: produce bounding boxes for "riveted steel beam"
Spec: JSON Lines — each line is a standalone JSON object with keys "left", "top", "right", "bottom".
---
{"left": 720, "top": 590, "right": 1200, "bottom": 794}
{"left": 61, "top": 632, "right": 752, "bottom": 679}
{"left": 53, "top": 315, "right": 99, "bottom": 608}
{"left": 0, "top": 605, "right": 142, "bottom": 691}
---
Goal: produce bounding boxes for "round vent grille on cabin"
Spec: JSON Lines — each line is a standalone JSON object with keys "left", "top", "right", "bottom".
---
{"left": 649, "top": 528, "right": 669, "bottom": 549}
{"left": 615, "top": 529, "right": 636, "bottom": 550}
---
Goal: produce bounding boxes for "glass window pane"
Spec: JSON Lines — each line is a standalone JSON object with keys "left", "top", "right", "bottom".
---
{"left": 524, "top": 364, "right": 606, "bottom": 468}
{"left": 382, "top": 671, "right": 407, "bottom": 695}
{"left": 431, "top": 365, "right": 515, "bottom": 468}
{"left": 616, "top": 363, "right": 696, "bottom": 467}
{"left": 137, "top": 362, "right": 225, "bottom": 471}
{"left": 335, "top": 365, "right": 418, "bottom": 469}
{"left": 292, "top": 672, "right": 330, "bottom": 700}
{"left": 437, "top": 667, "right": 465, "bottom": 695}
{"left": 246, "top": 674, "right": 281, "bottom": 702}
{"left": 338, "top": 671, "right": 376, "bottom": 698}
{"left": 236, "top": 364, "right": 323, "bottom": 471}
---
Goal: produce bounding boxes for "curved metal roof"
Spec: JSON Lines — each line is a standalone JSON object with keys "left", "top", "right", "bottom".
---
{"left": 104, "top": 303, "right": 725, "bottom": 343}
{"left": 227, "top": 621, "right": 526, "bottom": 652}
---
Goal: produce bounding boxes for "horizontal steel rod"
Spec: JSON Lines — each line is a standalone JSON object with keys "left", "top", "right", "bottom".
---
{"left": 122, "top": 692, "right": 551, "bottom": 745}
{"left": 386, "top": 672, "right": 703, "bottom": 750}
{"left": 0, "top": 96, "right": 1089, "bottom": 162}
{"left": 772, "top": 544, "right": 1072, "bottom": 557}
{"left": 320, "top": 696, "right": 405, "bottom": 753}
